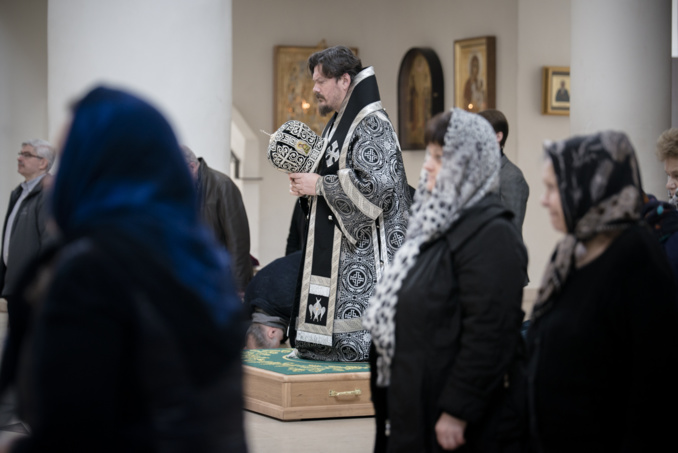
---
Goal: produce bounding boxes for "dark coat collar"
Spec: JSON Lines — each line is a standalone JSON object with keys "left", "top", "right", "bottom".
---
{"left": 445, "top": 193, "right": 514, "bottom": 252}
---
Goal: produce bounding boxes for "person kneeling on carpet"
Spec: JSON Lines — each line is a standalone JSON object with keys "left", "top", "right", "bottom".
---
{"left": 244, "top": 251, "right": 302, "bottom": 349}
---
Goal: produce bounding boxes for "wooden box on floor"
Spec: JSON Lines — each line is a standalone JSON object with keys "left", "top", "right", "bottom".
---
{"left": 242, "top": 348, "right": 374, "bottom": 421}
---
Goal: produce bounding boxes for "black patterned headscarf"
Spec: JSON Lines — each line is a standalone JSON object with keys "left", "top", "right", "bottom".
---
{"left": 532, "top": 131, "right": 643, "bottom": 319}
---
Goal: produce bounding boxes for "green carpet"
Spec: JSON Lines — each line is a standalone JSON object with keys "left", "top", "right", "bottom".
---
{"left": 242, "top": 348, "right": 370, "bottom": 375}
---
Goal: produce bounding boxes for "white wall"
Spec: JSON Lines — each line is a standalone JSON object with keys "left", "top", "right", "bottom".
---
{"left": 0, "top": 0, "right": 48, "bottom": 219}
{"left": 48, "top": 0, "right": 232, "bottom": 173}
{"left": 571, "top": 0, "right": 671, "bottom": 200}
{"left": 516, "top": 0, "right": 572, "bottom": 291}
{"left": 6, "top": 0, "right": 667, "bottom": 300}
{"left": 231, "top": 107, "right": 262, "bottom": 260}
{"left": 233, "top": 0, "right": 523, "bottom": 267}
{"left": 233, "top": 0, "right": 572, "bottom": 291}
{"left": 673, "top": 0, "right": 677, "bottom": 57}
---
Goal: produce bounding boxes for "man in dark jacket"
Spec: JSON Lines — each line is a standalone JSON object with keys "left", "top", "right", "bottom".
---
{"left": 478, "top": 109, "right": 529, "bottom": 237}
{"left": 181, "top": 146, "right": 253, "bottom": 294}
{"left": 244, "top": 251, "right": 301, "bottom": 349}
{"left": 0, "top": 139, "right": 55, "bottom": 395}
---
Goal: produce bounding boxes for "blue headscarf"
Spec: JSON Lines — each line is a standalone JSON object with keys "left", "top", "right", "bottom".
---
{"left": 51, "top": 86, "right": 239, "bottom": 325}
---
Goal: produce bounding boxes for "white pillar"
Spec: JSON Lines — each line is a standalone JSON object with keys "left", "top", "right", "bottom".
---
{"left": 0, "top": 0, "right": 48, "bottom": 218}
{"left": 571, "top": 0, "right": 672, "bottom": 199}
{"left": 48, "top": 0, "right": 232, "bottom": 173}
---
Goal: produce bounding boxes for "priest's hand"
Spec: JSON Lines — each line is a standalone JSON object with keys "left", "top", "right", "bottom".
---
{"left": 435, "top": 412, "right": 467, "bottom": 451}
{"left": 289, "top": 173, "right": 320, "bottom": 197}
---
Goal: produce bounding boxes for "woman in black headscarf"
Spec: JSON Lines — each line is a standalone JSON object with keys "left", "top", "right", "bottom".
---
{"left": 527, "top": 131, "right": 678, "bottom": 452}
{"left": 0, "top": 87, "right": 247, "bottom": 452}
{"left": 365, "top": 108, "right": 528, "bottom": 452}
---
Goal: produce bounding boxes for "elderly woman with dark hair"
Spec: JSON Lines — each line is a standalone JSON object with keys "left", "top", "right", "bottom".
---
{"left": 527, "top": 131, "right": 678, "bottom": 452}
{"left": 656, "top": 127, "right": 678, "bottom": 207}
{"left": 365, "top": 108, "right": 527, "bottom": 452}
{"left": 644, "top": 128, "right": 678, "bottom": 284}
{"left": 0, "top": 87, "right": 247, "bottom": 452}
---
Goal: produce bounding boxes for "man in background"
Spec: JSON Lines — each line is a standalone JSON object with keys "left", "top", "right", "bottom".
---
{"left": 0, "top": 139, "right": 55, "bottom": 396}
{"left": 181, "top": 146, "right": 253, "bottom": 294}
{"left": 244, "top": 251, "right": 301, "bottom": 349}
{"left": 479, "top": 109, "right": 529, "bottom": 236}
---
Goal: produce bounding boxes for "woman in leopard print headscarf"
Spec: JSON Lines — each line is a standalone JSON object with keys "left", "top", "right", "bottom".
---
{"left": 364, "top": 108, "right": 527, "bottom": 452}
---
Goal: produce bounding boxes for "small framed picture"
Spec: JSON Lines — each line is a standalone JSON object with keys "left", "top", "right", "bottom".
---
{"left": 542, "top": 66, "right": 570, "bottom": 116}
{"left": 454, "top": 36, "right": 496, "bottom": 113}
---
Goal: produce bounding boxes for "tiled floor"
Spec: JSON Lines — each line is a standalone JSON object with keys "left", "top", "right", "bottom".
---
{"left": 246, "top": 411, "right": 374, "bottom": 452}
{"left": 0, "top": 308, "right": 376, "bottom": 452}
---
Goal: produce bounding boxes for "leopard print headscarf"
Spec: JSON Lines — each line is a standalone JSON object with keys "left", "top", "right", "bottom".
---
{"left": 364, "top": 108, "right": 500, "bottom": 387}
{"left": 532, "top": 131, "right": 643, "bottom": 320}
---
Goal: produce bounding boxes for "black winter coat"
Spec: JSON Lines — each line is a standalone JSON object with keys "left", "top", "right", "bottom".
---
{"left": 386, "top": 194, "right": 528, "bottom": 453}
{"left": 5, "top": 233, "right": 248, "bottom": 453}
{"left": 0, "top": 175, "right": 52, "bottom": 297}
{"left": 526, "top": 225, "right": 678, "bottom": 453}
{"left": 197, "top": 158, "right": 253, "bottom": 292}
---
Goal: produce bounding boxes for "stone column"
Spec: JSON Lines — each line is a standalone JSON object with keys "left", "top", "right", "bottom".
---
{"left": 571, "top": 0, "right": 672, "bottom": 198}
{"left": 48, "top": 0, "right": 232, "bottom": 172}
{"left": 0, "top": 0, "right": 48, "bottom": 217}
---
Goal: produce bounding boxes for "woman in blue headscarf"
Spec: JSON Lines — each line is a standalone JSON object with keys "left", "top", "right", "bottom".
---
{"left": 0, "top": 87, "right": 247, "bottom": 452}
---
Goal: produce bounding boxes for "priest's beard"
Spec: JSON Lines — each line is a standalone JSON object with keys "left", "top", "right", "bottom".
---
{"left": 318, "top": 104, "right": 333, "bottom": 116}
{"left": 669, "top": 190, "right": 678, "bottom": 208}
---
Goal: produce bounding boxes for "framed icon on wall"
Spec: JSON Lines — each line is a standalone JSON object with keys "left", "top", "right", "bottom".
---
{"left": 397, "top": 47, "right": 444, "bottom": 150}
{"left": 542, "top": 66, "right": 570, "bottom": 116}
{"left": 454, "top": 36, "right": 496, "bottom": 113}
